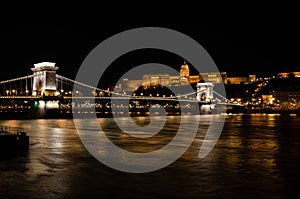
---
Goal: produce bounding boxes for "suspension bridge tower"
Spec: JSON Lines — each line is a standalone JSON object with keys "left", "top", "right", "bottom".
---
{"left": 196, "top": 82, "right": 214, "bottom": 102}
{"left": 31, "top": 62, "right": 58, "bottom": 97}
{"left": 197, "top": 82, "right": 215, "bottom": 114}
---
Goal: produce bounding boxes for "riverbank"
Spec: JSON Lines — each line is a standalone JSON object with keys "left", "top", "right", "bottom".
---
{"left": 2, "top": 107, "right": 300, "bottom": 120}
{"left": 244, "top": 108, "right": 300, "bottom": 114}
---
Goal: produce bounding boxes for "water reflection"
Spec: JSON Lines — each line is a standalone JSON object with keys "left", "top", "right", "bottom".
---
{"left": 218, "top": 114, "right": 281, "bottom": 174}
{"left": 0, "top": 114, "right": 300, "bottom": 198}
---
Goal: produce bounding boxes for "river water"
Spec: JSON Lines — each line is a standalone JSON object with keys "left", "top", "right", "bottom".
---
{"left": 0, "top": 114, "right": 300, "bottom": 198}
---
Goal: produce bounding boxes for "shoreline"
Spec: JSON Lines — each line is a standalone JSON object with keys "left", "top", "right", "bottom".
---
{"left": 1, "top": 109, "right": 299, "bottom": 120}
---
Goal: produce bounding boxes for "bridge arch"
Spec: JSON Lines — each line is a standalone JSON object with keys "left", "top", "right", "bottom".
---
{"left": 31, "top": 62, "right": 58, "bottom": 97}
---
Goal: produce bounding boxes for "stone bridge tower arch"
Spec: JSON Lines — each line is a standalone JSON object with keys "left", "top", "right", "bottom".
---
{"left": 196, "top": 82, "right": 214, "bottom": 102}
{"left": 31, "top": 62, "right": 58, "bottom": 97}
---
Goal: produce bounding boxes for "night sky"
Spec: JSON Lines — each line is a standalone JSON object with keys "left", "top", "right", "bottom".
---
{"left": 1, "top": 20, "right": 299, "bottom": 85}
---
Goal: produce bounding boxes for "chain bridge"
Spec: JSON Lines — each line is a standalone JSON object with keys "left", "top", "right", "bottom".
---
{"left": 0, "top": 62, "right": 243, "bottom": 118}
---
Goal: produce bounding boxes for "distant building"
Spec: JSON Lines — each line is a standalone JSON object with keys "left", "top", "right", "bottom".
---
{"left": 273, "top": 91, "right": 300, "bottom": 109}
{"left": 261, "top": 94, "right": 275, "bottom": 105}
{"left": 199, "top": 72, "right": 227, "bottom": 84}
{"left": 226, "top": 75, "right": 257, "bottom": 84}
{"left": 121, "top": 78, "right": 142, "bottom": 91}
{"left": 180, "top": 60, "right": 190, "bottom": 78}
{"left": 120, "top": 61, "right": 200, "bottom": 91}
{"left": 248, "top": 75, "right": 256, "bottom": 82}
{"left": 169, "top": 76, "right": 181, "bottom": 86}
{"left": 226, "top": 77, "right": 248, "bottom": 84}
{"left": 179, "top": 60, "right": 199, "bottom": 85}
{"left": 188, "top": 75, "right": 200, "bottom": 84}
{"left": 142, "top": 74, "right": 170, "bottom": 86}
{"left": 278, "top": 72, "right": 300, "bottom": 78}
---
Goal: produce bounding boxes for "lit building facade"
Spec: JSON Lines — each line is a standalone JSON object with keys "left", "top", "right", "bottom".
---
{"left": 188, "top": 75, "right": 200, "bottom": 84}
{"left": 169, "top": 76, "right": 181, "bottom": 86}
{"left": 142, "top": 74, "right": 170, "bottom": 86}
{"left": 278, "top": 72, "right": 300, "bottom": 78}
{"left": 248, "top": 75, "right": 256, "bottom": 82}
{"left": 121, "top": 61, "right": 200, "bottom": 91}
{"left": 199, "top": 72, "right": 227, "bottom": 84}
{"left": 273, "top": 91, "right": 300, "bottom": 109}
{"left": 180, "top": 60, "right": 189, "bottom": 78}
{"left": 121, "top": 78, "right": 142, "bottom": 91}
{"left": 261, "top": 94, "right": 275, "bottom": 105}
{"left": 226, "top": 77, "right": 248, "bottom": 84}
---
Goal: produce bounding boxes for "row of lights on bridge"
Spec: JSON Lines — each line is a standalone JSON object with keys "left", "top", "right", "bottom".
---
{"left": 5, "top": 90, "right": 30, "bottom": 95}
{"left": 3, "top": 89, "right": 102, "bottom": 96}
{"left": 3, "top": 89, "right": 197, "bottom": 100}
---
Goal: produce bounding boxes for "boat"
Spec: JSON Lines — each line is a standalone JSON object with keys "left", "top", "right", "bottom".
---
{"left": 0, "top": 125, "right": 29, "bottom": 151}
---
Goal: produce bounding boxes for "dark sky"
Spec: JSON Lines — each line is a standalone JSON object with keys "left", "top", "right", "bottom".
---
{"left": 1, "top": 20, "right": 299, "bottom": 83}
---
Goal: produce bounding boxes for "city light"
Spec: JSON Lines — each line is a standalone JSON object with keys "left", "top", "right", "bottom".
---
{"left": 0, "top": 61, "right": 300, "bottom": 113}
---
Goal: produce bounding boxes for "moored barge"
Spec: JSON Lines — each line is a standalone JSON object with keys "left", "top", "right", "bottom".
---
{"left": 0, "top": 125, "right": 29, "bottom": 151}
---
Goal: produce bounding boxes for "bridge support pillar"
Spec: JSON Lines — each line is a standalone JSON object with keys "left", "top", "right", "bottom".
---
{"left": 196, "top": 82, "right": 214, "bottom": 102}
{"left": 200, "top": 104, "right": 212, "bottom": 114}
{"left": 31, "top": 62, "right": 58, "bottom": 97}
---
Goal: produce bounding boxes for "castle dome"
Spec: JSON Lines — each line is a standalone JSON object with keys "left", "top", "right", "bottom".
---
{"left": 181, "top": 60, "right": 189, "bottom": 70}
{"left": 180, "top": 60, "right": 190, "bottom": 77}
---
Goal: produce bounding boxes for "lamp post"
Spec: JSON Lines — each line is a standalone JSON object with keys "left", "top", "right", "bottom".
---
{"left": 10, "top": 100, "right": 15, "bottom": 110}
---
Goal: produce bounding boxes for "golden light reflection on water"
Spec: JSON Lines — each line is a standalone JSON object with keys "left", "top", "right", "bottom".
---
{"left": 215, "top": 114, "right": 281, "bottom": 174}
{"left": 1, "top": 114, "right": 300, "bottom": 198}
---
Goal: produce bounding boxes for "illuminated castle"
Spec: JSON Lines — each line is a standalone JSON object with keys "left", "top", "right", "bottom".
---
{"left": 121, "top": 61, "right": 200, "bottom": 91}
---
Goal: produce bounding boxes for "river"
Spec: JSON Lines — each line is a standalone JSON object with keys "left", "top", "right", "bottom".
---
{"left": 1, "top": 113, "right": 300, "bottom": 198}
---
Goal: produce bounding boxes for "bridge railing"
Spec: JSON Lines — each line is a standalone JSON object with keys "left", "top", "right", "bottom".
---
{"left": 0, "top": 96, "right": 39, "bottom": 99}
